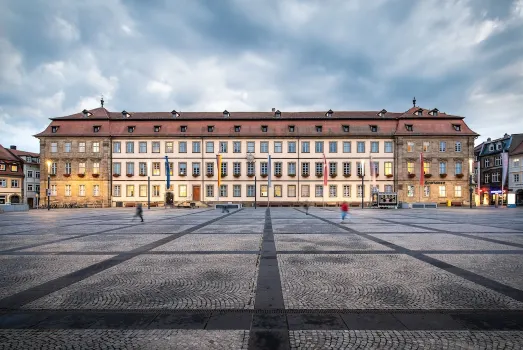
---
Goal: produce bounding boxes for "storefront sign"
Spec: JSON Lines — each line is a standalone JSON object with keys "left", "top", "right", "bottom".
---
{"left": 425, "top": 181, "right": 445, "bottom": 185}
{"left": 508, "top": 193, "right": 516, "bottom": 208}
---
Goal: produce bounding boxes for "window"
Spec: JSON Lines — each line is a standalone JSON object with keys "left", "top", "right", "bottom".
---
{"left": 384, "top": 162, "right": 392, "bottom": 176}
{"left": 64, "top": 142, "right": 72, "bottom": 153}
{"left": 128, "top": 126, "right": 135, "bottom": 133}
{"left": 221, "top": 162, "right": 228, "bottom": 176}
{"left": 112, "top": 142, "right": 121, "bottom": 153}
{"left": 288, "top": 125, "right": 295, "bottom": 132}
{"left": 302, "top": 141, "right": 310, "bottom": 153}
{"left": 261, "top": 125, "right": 268, "bottom": 132}
{"left": 207, "top": 126, "right": 214, "bottom": 132}
{"left": 357, "top": 141, "right": 365, "bottom": 153}
{"left": 1, "top": 179, "right": 7, "bottom": 187}
{"left": 315, "top": 185, "right": 323, "bottom": 197}
{"left": 497, "top": 143, "right": 503, "bottom": 150}
{"left": 0, "top": 164, "right": 4, "bottom": 171}
{"left": 139, "top": 142, "right": 147, "bottom": 153}
{"left": 35, "top": 171, "right": 40, "bottom": 179}
{"left": 371, "top": 142, "right": 379, "bottom": 153}
{"left": 302, "top": 162, "right": 310, "bottom": 176}
{"left": 179, "top": 162, "right": 187, "bottom": 176}
{"left": 384, "top": 141, "right": 393, "bottom": 153}
{"left": 288, "top": 162, "right": 296, "bottom": 176}
{"left": 329, "top": 162, "right": 337, "bottom": 176}
{"left": 514, "top": 174, "right": 520, "bottom": 183}
{"left": 126, "top": 185, "right": 134, "bottom": 197}
{"left": 288, "top": 141, "right": 296, "bottom": 153}
{"left": 27, "top": 170, "right": 33, "bottom": 178}
{"left": 206, "top": 163, "right": 214, "bottom": 176}
{"left": 343, "top": 185, "right": 351, "bottom": 197}
{"left": 126, "top": 162, "right": 134, "bottom": 176}
{"left": 385, "top": 185, "right": 393, "bottom": 193}
{"left": 274, "top": 141, "right": 282, "bottom": 153}
{"left": 407, "top": 162, "right": 414, "bottom": 175}
{"left": 492, "top": 172, "right": 500, "bottom": 182}
{"left": 78, "top": 184, "right": 86, "bottom": 196}
{"left": 357, "top": 162, "right": 364, "bottom": 177}
{"left": 247, "top": 162, "right": 255, "bottom": 176}
{"left": 180, "top": 126, "right": 187, "bottom": 132}
{"left": 206, "top": 141, "right": 214, "bottom": 153}
{"left": 315, "top": 162, "right": 323, "bottom": 176}
{"left": 35, "top": 184, "right": 40, "bottom": 192}
{"left": 405, "top": 124, "right": 413, "bottom": 132}
{"left": 453, "top": 124, "right": 461, "bottom": 131}
{"left": 423, "top": 185, "right": 430, "bottom": 197}
{"left": 489, "top": 145, "right": 494, "bottom": 152}
{"left": 92, "top": 142, "right": 100, "bottom": 153}
{"left": 329, "top": 185, "right": 337, "bottom": 198}
{"left": 407, "top": 185, "right": 414, "bottom": 197}
{"left": 234, "top": 125, "right": 241, "bottom": 132}
{"left": 233, "top": 162, "right": 241, "bottom": 176}
{"left": 192, "top": 162, "right": 200, "bottom": 176}
{"left": 179, "top": 141, "right": 187, "bottom": 153}
{"left": 372, "top": 162, "right": 379, "bottom": 176}
{"left": 494, "top": 156, "right": 502, "bottom": 166}
{"left": 51, "top": 126, "right": 58, "bottom": 133}
{"left": 78, "top": 162, "right": 86, "bottom": 175}
{"left": 152, "top": 142, "right": 160, "bottom": 153}
{"left": 439, "top": 141, "right": 447, "bottom": 152}
{"left": 247, "top": 185, "right": 255, "bottom": 197}
{"left": 315, "top": 125, "right": 322, "bottom": 132}
{"left": 343, "top": 162, "right": 351, "bottom": 176}
{"left": 343, "top": 142, "right": 351, "bottom": 153}
{"left": 260, "top": 185, "right": 268, "bottom": 197}
{"left": 407, "top": 142, "right": 414, "bottom": 152}
{"left": 63, "top": 184, "right": 71, "bottom": 197}
{"left": 219, "top": 185, "right": 227, "bottom": 197}
{"left": 12, "top": 164, "right": 19, "bottom": 172}
{"left": 126, "top": 142, "right": 134, "bottom": 153}
{"left": 423, "top": 161, "right": 430, "bottom": 175}
{"left": 220, "top": 141, "right": 228, "bottom": 153}
{"left": 93, "top": 185, "right": 100, "bottom": 197}
{"left": 139, "top": 162, "right": 147, "bottom": 176}
{"left": 455, "top": 161, "right": 463, "bottom": 175}
{"left": 288, "top": 185, "right": 296, "bottom": 197}
{"left": 260, "top": 142, "right": 269, "bottom": 153}
{"left": 113, "top": 185, "right": 121, "bottom": 197}
{"left": 179, "top": 185, "right": 187, "bottom": 197}
{"left": 439, "top": 162, "right": 447, "bottom": 174}
{"left": 301, "top": 185, "right": 310, "bottom": 197}
{"left": 485, "top": 173, "right": 490, "bottom": 183}
{"left": 233, "top": 185, "right": 241, "bottom": 197}
{"left": 315, "top": 141, "right": 324, "bottom": 153}
{"left": 274, "top": 162, "right": 282, "bottom": 176}
{"left": 153, "top": 125, "right": 161, "bottom": 133}
{"left": 247, "top": 142, "right": 255, "bottom": 153}
{"left": 357, "top": 185, "right": 363, "bottom": 198}
{"left": 166, "top": 142, "right": 173, "bottom": 153}
{"left": 153, "top": 162, "right": 160, "bottom": 176}
{"left": 423, "top": 142, "right": 430, "bottom": 152}
{"left": 274, "top": 185, "right": 282, "bottom": 197}
{"left": 168, "top": 162, "right": 174, "bottom": 176}
{"left": 260, "top": 162, "right": 268, "bottom": 176}
{"left": 455, "top": 186, "right": 462, "bottom": 197}
{"left": 152, "top": 185, "right": 160, "bottom": 197}
{"left": 77, "top": 142, "right": 85, "bottom": 153}
{"left": 514, "top": 159, "right": 520, "bottom": 168}
{"left": 455, "top": 142, "right": 462, "bottom": 152}
{"left": 370, "top": 125, "right": 378, "bottom": 132}
{"left": 51, "top": 142, "right": 58, "bottom": 153}
{"left": 206, "top": 185, "right": 214, "bottom": 197}
{"left": 439, "top": 186, "right": 446, "bottom": 197}
{"left": 342, "top": 125, "right": 350, "bottom": 132}
{"left": 10, "top": 179, "right": 19, "bottom": 188}
{"left": 93, "top": 162, "right": 100, "bottom": 175}
{"left": 485, "top": 159, "right": 490, "bottom": 167}
{"left": 233, "top": 141, "right": 241, "bottom": 153}
{"left": 113, "top": 163, "right": 121, "bottom": 175}
{"left": 329, "top": 141, "right": 337, "bottom": 153}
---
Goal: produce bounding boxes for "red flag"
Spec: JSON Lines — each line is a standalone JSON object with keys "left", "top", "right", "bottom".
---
{"left": 323, "top": 153, "right": 328, "bottom": 186}
{"left": 420, "top": 152, "right": 424, "bottom": 186}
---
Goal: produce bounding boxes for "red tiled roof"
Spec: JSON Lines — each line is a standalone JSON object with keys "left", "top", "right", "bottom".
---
{"left": 395, "top": 119, "right": 476, "bottom": 136}
{"left": 9, "top": 149, "right": 39, "bottom": 158}
{"left": 510, "top": 139, "right": 523, "bottom": 156}
{"left": 0, "top": 145, "right": 22, "bottom": 162}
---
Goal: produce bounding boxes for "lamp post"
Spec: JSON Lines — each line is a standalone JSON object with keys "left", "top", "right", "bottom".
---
{"left": 469, "top": 158, "right": 473, "bottom": 209}
{"left": 35, "top": 193, "right": 39, "bottom": 209}
{"left": 361, "top": 160, "right": 365, "bottom": 209}
{"left": 147, "top": 161, "right": 151, "bottom": 210}
{"left": 46, "top": 160, "right": 51, "bottom": 211}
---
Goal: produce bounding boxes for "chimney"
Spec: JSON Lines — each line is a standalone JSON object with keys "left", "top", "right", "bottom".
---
{"left": 9, "top": 145, "right": 16, "bottom": 150}
{"left": 487, "top": 138, "right": 491, "bottom": 142}
{"left": 272, "top": 108, "right": 276, "bottom": 112}
{"left": 504, "top": 133, "right": 509, "bottom": 138}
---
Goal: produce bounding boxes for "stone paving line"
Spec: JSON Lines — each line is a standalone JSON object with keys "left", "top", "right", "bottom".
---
{"left": 0, "top": 209, "right": 244, "bottom": 310}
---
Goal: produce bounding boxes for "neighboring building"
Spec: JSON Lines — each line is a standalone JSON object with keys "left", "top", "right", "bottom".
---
{"left": 7, "top": 146, "right": 41, "bottom": 208}
{"left": 508, "top": 136, "right": 523, "bottom": 205}
{"left": 35, "top": 103, "right": 477, "bottom": 207}
{"left": 0, "top": 144, "right": 24, "bottom": 205}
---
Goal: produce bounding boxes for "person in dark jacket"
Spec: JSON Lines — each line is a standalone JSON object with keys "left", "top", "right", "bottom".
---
{"left": 133, "top": 203, "right": 144, "bottom": 222}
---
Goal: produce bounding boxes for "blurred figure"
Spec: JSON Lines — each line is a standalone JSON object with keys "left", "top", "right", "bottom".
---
{"left": 304, "top": 201, "right": 309, "bottom": 215}
{"left": 340, "top": 201, "right": 349, "bottom": 223}
{"left": 133, "top": 203, "right": 144, "bottom": 222}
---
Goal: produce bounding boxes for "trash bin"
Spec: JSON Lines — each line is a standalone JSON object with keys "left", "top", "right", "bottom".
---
{"left": 447, "top": 200, "right": 451, "bottom": 207}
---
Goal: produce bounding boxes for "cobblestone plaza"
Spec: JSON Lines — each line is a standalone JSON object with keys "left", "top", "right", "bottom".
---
{"left": 1, "top": 207, "right": 523, "bottom": 349}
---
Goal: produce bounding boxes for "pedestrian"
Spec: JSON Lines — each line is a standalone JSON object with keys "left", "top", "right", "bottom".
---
{"left": 222, "top": 204, "right": 229, "bottom": 213}
{"left": 304, "top": 201, "right": 309, "bottom": 215}
{"left": 340, "top": 201, "right": 349, "bottom": 223}
{"left": 133, "top": 203, "right": 144, "bottom": 222}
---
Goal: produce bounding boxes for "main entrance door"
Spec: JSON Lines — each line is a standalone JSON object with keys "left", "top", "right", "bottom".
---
{"left": 192, "top": 186, "right": 201, "bottom": 201}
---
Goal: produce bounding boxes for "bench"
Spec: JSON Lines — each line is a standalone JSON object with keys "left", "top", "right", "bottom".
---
{"left": 451, "top": 201, "right": 463, "bottom": 207}
{"left": 215, "top": 203, "right": 242, "bottom": 210}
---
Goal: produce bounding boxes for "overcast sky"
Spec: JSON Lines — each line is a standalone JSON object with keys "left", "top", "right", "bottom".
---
{"left": 1, "top": 0, "right": 522, "bottom": 152}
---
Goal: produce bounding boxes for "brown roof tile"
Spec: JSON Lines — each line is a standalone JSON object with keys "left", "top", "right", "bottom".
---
{"left": 395, "top": 119, "right": 477, "bottom": 136}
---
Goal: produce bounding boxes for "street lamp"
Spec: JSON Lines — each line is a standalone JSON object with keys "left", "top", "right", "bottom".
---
{"left": 35, "top": 193, "right": 39, "bottom": 209}
{"left": 469, "top": 158, "right": 473, "bottom": 209}
{"left": 147, "top": 161, "right": 151, "bottom": 210}
{"left": 361, "top": 160, "right": 365, "bottom": 209}
{"left": 46, "top": 160, "right": 51, "bottom": 210}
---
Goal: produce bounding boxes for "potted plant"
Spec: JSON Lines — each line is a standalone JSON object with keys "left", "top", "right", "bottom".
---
{"left": 261, "top": 174, "right": 268, "bottom": 178}
{"left": 221, "top": 172, "right": 227, "bottom": 177}
{"left": 289, "top": 174, "right": 296, "bottom": 177}
{"left": 386, "top": 174, "right": 393, "bottom": 178}
{"left": 440, "top": 173, "right": 448, "bottom": 178}
{"left": 275, "top": 174, "right": 282, "bottom": 178}
{"left": 126, "top": 174, "right": 133, "bottom": 177}
{"left": 330, "top": 173, "right": 337, "bottom": 178}
{"left": 375, "top": 173, "right": 379, "bottom": 177}
{"left": 206, "top": 173, "right": 214, "bottom": 178}
{"left": 233, "top": 173, "right": 241, "bottom": 178}
{"left": 343, "top": 173, "right": 351, "bottom": 178}
{"left": 139, "top": 173, "right": 146, "bottom": 177}
{"left": 78, "top": 173, "right": 85, "bottom": 178}
{"left": 247, "top": 173, "right": 255, "bottom": 178}
{"left": 179, "top": 172, "right": 187, "bottom": 177}
{"left": 113, "top": 173, "right": 120, "bottom": 177}
{"left": 92, "top": 174, "right": 100, "bottom": 178}
{"left": 456, "top": 173, "right": 464, "bottom": 179}
{"left": 424, "top": 173, "right": 432, "bottom": 178}
{"left": 316, "top": 173, "right": 323, "bottom": 178}
{"left": 192, "top": 173, "right": 200, "bottom": 178}
{"left": 302, "top": 173, "right": 309, "bottom": 178}
{"left": 63, "top": 174, "right": 71, "bottom": 178}
{"left": 408, "top": 173, "right": 416, "bottom": 178}
{"left": 50, "top": 173, "right": 56, "bottom": 177}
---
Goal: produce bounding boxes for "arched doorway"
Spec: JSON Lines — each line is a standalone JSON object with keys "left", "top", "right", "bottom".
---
{"left": 10, "top": 195, "right": 20, "bottom": 204}
{"left": 165, "top": 192, "right": 174, "bottom": 206}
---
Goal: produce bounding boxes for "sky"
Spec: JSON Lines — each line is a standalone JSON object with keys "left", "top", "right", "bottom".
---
{"left": 1, "top": 0, "right": 522, "bottom": 152}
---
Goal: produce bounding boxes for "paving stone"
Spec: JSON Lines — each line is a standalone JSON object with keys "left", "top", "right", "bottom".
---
{"left": 274, "top": 234, "right": 392, "bottom": 251}
{"left": 192, "top": 224, "right": 264, "bottom": 234}
{"left": 152, "top": 234, "right": 262, "bottom": 252}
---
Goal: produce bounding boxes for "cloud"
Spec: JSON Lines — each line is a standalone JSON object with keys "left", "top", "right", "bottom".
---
{"left": 0, "top": 0, "right": 522, "bottom": 152}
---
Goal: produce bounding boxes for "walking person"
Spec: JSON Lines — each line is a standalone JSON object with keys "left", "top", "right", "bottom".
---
{"left": 221, "top": 204, "right": 229, "bottom": 213}
{"left": 133, "top": 203, "right": 144, "bottom": 222}
{"left": 340, "top": 201, "right": 349, "bottom": 223}
{"left": 304, "top": 201, "right": 309, "bottom": 215}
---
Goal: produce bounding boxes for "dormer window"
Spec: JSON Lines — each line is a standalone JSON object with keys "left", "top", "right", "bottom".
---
{"left": 315, "top": 125, "right": 323, "bottom": 132}
{"left": 122, "top": 110, "right": 131, "bottom": 118}
{"left": 82, "top": 109, "right": 92, "bottom": 118}
{"left": 154, "top": 125, "right": 161, "bottom": 132}
{"left": 370, "top": 125, "right": 378, "bottom": 132}
{"left": 489, "top": 145, "right": 494, "bottom": 151}
{"left": 377, "top": 109, "right": 387, "bottom": 117}
{"left": 171, "top": 110, "right": 180, "bottom": 118}
{"left": 223, "top": 110, "right": 230, "bottom": 118}
{"left": 325, "top": 109, "right": 333, "bottom": 118}
{"left": 288, "top": 125, "right": 295, "bottom": 132}
{"left": 51, "top": 126, "right": 59, "bottom": 133}
{"left": 414, "top": 108, "right": 423, "bottom": 116}
{"left": 128, "top": 126, "right": 135, "bottom": 133}
{"left": 234, "top": 125, "right": 241, "bottom": 132}
{"left": 208, "top": 126, "right": 214, "bottom": 132}
{"left": 342, "top": 125, "right": 350, "bottom": 132}
{"left": 93, "top": 126, "right": 101, "bottom": 133}
{"left": 429, "top": 108, "right": 439, "bottom": 116}
{"left": 181, "top": 125, "right": 187, "bottom": 132}
{"left": 405, "top": 124, "right": 413, "bottom": 132}
{"left": 274, "top": 110, "right": 281, "bottom": 118}
{"left": 453, "top": 124, "right": 461, "bottom": 131}
{"left": 497, "top": 143, "right": 502, "bottom": 150}
{"left": 261, "top": 125, "right": 268, "bottom": 132}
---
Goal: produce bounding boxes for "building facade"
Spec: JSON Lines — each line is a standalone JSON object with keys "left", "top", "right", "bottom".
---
{"left": 8, "top": 147, "right": 41, "bottom": 208}
{"left": 0, "top": 145, "right": 24, "bottom": 205}
{"left": 508, "top": 135, "right": 523, "bottom": 205}
{"left": 35, "top": 105, "right": 477, "bottom": 207}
